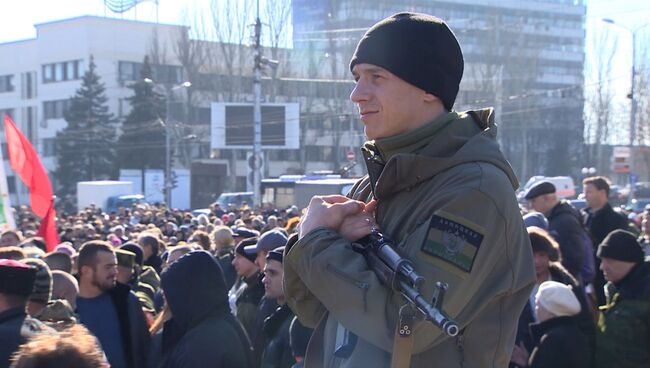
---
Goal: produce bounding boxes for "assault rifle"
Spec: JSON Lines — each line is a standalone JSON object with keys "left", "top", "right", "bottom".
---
{"left": 355, "top": 229, "right": 459, "bottom": 337}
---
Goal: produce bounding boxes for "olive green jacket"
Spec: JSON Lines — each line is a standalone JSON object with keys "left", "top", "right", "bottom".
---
{"left": 596, "top": 261, "right": 650, "bottom": 368}
{"left": 284, "top": 109, "right": 535, "bottom": 368}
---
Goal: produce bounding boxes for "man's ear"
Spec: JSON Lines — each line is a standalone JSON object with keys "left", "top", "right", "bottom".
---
{"left": 422, "top": 92, "right": 440, "bottom": 103}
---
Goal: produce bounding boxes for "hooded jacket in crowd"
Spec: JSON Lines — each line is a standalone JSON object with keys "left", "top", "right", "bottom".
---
{"left": 285, "top": 109, "right": 535, "bottom": 367}
{"left": 159, "top": 251, "right": 253, "bottom": 368}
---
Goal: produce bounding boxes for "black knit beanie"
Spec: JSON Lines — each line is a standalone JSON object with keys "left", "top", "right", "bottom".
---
{"left": 597, "top": 230, "right": 644, "bottom": 263}
{"left": 349, "top": 12, "right": 464, "bottom": 111}
{"left": 236, "top": 237, "right": 258, "bottom": 264}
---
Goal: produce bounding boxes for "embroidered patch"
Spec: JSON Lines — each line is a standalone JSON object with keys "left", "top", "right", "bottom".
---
{"left": 421, "top": 212, "right": 484, "bottom": 273}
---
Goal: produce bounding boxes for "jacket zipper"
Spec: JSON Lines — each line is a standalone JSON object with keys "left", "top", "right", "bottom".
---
{"left": 326, "top": 263, "right": 370, "bottom": 312}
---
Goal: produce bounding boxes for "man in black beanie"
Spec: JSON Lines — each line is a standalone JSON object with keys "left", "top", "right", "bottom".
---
{"left": 284, "top": 12, "right": 534, "bottom": 368}
{"left": 229, "top": 237, "right": 264, "bottom": 341}
{"left": 595, "top": 229, "right": 650, "bottom": 368}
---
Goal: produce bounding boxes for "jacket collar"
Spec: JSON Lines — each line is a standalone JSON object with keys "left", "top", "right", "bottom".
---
{"left": 529, "top": 316, "right": 576, "bottom": 343}
{"left": 361, "top": 108, "right": 518, "bottom": 200}
{"left": 0, "top": 306, "right": 26, "bottom": 323}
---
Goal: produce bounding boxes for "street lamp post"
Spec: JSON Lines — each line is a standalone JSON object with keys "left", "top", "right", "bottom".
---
{"left": 144, "top": 78, "right": 191, "bottom": 207}
{"left": 601, "top": 19, "right": 650, "bottom": 179}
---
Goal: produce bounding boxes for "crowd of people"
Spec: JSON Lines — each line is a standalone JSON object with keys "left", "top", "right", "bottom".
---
{"left": 1, "top": 9, "right": 650, "bottom": 368}
{"left": 0, "top": 201, "right": 310, "bottom": 368}
{"left": 512, "top": 175, "right": 650, "bottom": 368}
{"left": 0, "top": 174, "right": 648, "bottom": 368}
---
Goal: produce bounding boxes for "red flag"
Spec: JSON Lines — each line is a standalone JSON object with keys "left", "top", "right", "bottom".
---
{"left": 36, "top": 202, "right": 60, "bottom": 252}
{"left": 4, "top": 115, "right": 53, "bottom": 217}
{"left": 4, "top": 115, "right": 59, "bottom": 250}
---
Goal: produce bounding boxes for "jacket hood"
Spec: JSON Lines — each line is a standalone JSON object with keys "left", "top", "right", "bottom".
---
{"left": 362, "top": 109, "right": 519, "bottom": 199}
{"left": 161, "top": 251, "right": 229, "bottom": 331}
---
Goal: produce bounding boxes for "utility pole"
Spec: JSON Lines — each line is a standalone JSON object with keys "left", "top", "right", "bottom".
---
{"left": 165, "top": 88, "right": 171, "bottom": 207}
{"left": 144, "top": 78, "right": 191, "bottom": 208}
{"left": 252, "top": 0, "right": 263, "bottom": 208}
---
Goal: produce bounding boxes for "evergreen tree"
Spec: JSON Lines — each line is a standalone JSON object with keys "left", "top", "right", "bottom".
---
{"left": 54, "top": 55, "right": 118, "bottom": 196}
{"left": 116, "top": 56, "right": 167, "bottom": 170}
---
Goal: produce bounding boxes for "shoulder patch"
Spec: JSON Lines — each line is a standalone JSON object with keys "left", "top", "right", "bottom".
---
{"left": 420, "top": 211, "right": 484, "bottom": 273}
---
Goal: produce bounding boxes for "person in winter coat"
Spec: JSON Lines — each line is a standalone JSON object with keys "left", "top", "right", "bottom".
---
{"left": 511, "top": 227, "right": 595, "bottom": 368}
{"left": 260, "top": 247, "right": 295, "bottom": 368}
{"left": 511, "top": 281, "right": 592, "bottom": 368}
{"left": 75, "top": 241, "right": 150, "bottom": 368}
{"left": 0, "top": 259, "right": 53, "bottom": 368}
{"left": 284, "top": 12, "right": 534, "bottom": 368}
{"left": 229, "top": 237, "right": 265, "bottom": 339}
{"left": 595, "top": 230, "right": 650, "bottom": 368}
{"left": 525, "top": 182, "right": 587, "bottom": 281}
{"left": 159, "top": 250, "right": 253, "bottom": 368}
{"left": 582, "top": 176, "right": 631, "bottom": 307}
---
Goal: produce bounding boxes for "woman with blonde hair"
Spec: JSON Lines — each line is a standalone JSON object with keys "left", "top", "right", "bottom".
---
{"left": 211, "top": 226, "right": 237, "bottom": 288}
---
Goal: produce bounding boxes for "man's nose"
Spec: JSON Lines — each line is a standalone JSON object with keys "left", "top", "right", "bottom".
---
{"left": 350, "top": 80, "right": 370, "bottom": 104}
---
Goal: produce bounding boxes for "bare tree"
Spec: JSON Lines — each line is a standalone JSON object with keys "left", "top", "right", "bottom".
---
{"left": 585, "top": 26, "right": 618, "bottom": 174}
{"left": 634, "top": 35, "right": 650, "bottom": 176}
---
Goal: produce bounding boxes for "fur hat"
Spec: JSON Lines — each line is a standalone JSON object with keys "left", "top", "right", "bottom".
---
{"left": 0, "top": 259, "right": 37, "bottom": 296}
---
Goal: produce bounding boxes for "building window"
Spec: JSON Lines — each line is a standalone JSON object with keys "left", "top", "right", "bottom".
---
{"left": 43, "top": 100, "right": 70, "bottom": 120}
{"left": 0, "top": 75, "right": 14, "bottom": 93}
{"left": 42, "top": 60, "right": 83, "bottom": 83}
{"left": 118, "top": 60, "right": 183, "bottom": 84}
{"left": 42, "top": 138, "right": 56, "bottom": 157}
{"left": 0, "top": 109, "right": 13, "bottom": 122}
{"left": 154, "top": 65, "right": 183, "bottom": 84}
{"left": 118, "top": 61, "right": 140, "bottom": 81}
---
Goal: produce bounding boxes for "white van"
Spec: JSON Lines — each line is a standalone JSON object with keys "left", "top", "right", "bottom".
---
{"left": 519, "top": 176, "right": 576, "bottom": 200}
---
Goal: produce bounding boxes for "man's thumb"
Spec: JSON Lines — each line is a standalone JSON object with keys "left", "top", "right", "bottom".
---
{"left": 333, "top": 200, "right": 364, "bottom": 216}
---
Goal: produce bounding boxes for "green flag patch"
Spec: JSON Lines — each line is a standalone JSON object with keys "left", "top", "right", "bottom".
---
{"left": 421, "top": 212, "right": 484, "bottom": 273}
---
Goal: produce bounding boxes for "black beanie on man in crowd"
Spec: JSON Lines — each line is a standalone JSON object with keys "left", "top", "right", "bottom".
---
{"left": 597, "top": 229, "right": 644, "bottom": 263}
{"left": 349, "top": 12, "right": 464, "bottom": 111}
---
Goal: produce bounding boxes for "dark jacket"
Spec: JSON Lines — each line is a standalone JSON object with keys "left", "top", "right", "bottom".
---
{"left": 233, "top": 272, "right": 265, "bottom": 339}
{"left": 160, "top": 251, "right": 253, "bottom": 368}
{"left": 528, "top": 316, "right": 592, "bottom": 368}
{"left": 513, "top": 263, "right": 595, "bottom": 362}
{"left": 144, "top": 255, "right": 163, "bottom": 275}
{"left": 596, "top": 261, "right": 650, "bottom": 368}
{"left": 583, "top": 203, "right": 629, "bottom": 306}
{"left": 217, "top": 247, "right": 237, "bottom": 289}
{"left": 261, "top": 304, "right": 295, "bottom": 368}
{"left": 0, "top": 307, "right": 28, "bottom": 368}
{"left": 252, "top": 296, "right": 279, "bottom": 366}
{"left": 547, "top": 201, "right": 586, "bottom": 280}
{"left": 583, "top": 203, "right": 628, "bottom": 245}
{"left": 0, "top": 307, "right": 52, "bottom": 368}
{"left": 108, "top": 282, "right": 152, "bottom": 368}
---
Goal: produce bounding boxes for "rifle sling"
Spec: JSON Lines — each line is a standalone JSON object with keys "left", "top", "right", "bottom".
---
{"left": 391, "top": 304, "right": 417, "bottom": 368}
